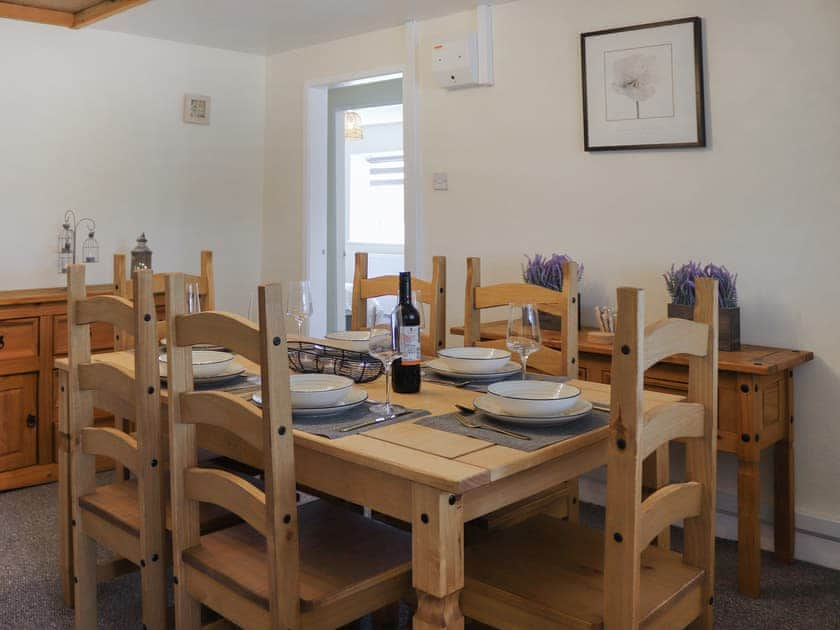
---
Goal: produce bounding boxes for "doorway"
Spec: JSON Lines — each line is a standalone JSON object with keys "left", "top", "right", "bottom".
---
{"left": 326, "top": 76, "right": 404, "bottom": 332}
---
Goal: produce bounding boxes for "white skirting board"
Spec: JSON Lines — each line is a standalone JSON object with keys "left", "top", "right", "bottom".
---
{"left": 579, "top": 476, "right": 840, "bottom": 571}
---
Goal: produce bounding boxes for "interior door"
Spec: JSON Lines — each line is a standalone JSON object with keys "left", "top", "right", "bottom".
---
{"left": 0, "top": 373, "right": 38, "bottom": 471}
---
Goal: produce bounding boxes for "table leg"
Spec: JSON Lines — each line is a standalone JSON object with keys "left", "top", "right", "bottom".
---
{"left": 774, "top": 372, "right": 796, "bottom": 564}
{"left": 57, "top": 371, "right": 74, "bottom": 607}
{"left": 412, "top": 484, "right": 464, "bottom": 630}
{"left": 737, "top": 458, "right": 762, "bottom": 597}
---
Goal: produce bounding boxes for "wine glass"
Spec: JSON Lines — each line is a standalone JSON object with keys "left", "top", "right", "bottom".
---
{"left": 506, "top": 303, "right": 542, "bottom": 380}
{"left": 186, "top": 282, "right": 201, "bottom": 314}
{"left": 368, "top": 308, "right": 405, "bottom": 417}
{"left": 285, "top": 280, "right": 313, "bottom": 337}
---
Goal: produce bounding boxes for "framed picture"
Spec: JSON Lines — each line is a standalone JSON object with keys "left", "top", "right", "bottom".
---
{"left": 183, "top": 94, "right": 211, "bottom": 125}
{"left": 581, "top": 17, "right": 705, "bottom": 151}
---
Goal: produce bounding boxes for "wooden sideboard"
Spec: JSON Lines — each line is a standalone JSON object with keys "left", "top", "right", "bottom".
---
{"left": 451, "top": 322, "right": 814, "bottom": 597}
{"left": 0, "top": 285, "right": 116, "bottom": 491}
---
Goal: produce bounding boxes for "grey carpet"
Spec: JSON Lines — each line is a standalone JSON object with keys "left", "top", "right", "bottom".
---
{"left": 1, "top": 480, "right": 838, "bottom": 629}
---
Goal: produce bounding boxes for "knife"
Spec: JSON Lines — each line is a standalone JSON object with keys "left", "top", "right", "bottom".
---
{"left": 340, "top": 409, "right": 412, "bottom": 432}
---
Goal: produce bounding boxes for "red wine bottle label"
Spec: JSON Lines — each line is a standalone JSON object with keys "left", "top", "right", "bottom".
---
{"left": 399, "top": 325, "right": 421, "bottom": 365}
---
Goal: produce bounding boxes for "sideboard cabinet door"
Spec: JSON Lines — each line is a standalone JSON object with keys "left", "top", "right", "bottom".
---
{"left": 0, "top": 373, "right": 38, "bottom": 472}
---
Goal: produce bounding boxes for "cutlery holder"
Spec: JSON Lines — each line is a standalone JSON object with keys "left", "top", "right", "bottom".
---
{"left": 288, "top": 341, "right": 384, "bottom": 383}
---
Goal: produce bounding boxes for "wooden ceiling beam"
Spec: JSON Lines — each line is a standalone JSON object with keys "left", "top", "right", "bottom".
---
{"left": 0, "top": 0, "right": 150, "bottom": 29}
{"left": 73, "top": 0, "right": 151, "bottom": 29}
{"left": 0, "top": 2, "right": 74, "bottom": 27}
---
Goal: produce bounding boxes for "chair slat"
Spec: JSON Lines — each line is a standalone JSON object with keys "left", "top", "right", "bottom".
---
{"left": 640, "top": 402, "right": 705, "bottom": 461}
{"left": 80, "top": 427, "right": 139, "bottom": 473}
{"left": 474, "top": 282, "right": 568, "bottom": 310}
{"left": 175, "top": 311, "right": 260, "bottom": 363}
{"left": 639, "top": 482, "right": 702, "bottom": 551}
{"left": 180, "top": 391, "right": 264, "bottom": 452}
{"left": 361, "top": 276, "right": 435, "bottom": 304}
{"left": 643, "top": 319, "right": 709, "bottom": 370}
{"left": 76, "top": 295, "right": 137, "bottom": 334}
{"left": 183, "top": 468, "right": 267, "bottom": 536}
{"left": 78, "top": 362, "right": 135, "bottom": 406}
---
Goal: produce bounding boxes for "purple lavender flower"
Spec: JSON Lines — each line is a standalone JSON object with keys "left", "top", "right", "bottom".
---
{"left": 523, "top": 254, "right": 584, "bottom": 292}
{"left": 664, "top": 261, "right": 738, "bottom": 308}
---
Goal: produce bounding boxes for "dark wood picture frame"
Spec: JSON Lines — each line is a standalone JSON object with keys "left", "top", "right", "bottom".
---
{"left": 581, "top": 17, "right": 706, "bottom": 151}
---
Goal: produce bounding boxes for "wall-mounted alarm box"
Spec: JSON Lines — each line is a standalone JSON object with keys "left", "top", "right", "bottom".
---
{"left": 432, "top": 34, "right": 480, "bottom": 89}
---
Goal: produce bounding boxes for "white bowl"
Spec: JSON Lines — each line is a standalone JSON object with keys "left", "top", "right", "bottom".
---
{"left": 289, "top": 374, "right": 354, "bottom": 408}
{"left": 325, "top": 331, "right": 371, "bottom": 352}
{"left": 487, "top": 381, "right": 581, "bottom": 417}
{"left": 159, "top": 350, "right": 235, "bottom": 379}
{"left": 437, "top": 347, "right": 512, "bottom": 374}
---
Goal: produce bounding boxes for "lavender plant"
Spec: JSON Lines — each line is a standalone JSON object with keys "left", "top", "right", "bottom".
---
{"left": 522, "top": 254, "right": 584, "bottom": 292}
{"left": 664, "top": 261, "right": 738, "bottom": 308}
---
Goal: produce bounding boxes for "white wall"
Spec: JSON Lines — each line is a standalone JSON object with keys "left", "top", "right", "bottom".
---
{"left": 0, "top": 20, "right": 265, "bottom": 314}
{"left": 262, "top": 0, "right": 840, "bottom": 551}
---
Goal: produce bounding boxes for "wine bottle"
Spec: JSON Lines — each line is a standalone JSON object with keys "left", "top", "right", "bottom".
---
{"left": 392, "top": 272, "right": 422, "bottom": 394}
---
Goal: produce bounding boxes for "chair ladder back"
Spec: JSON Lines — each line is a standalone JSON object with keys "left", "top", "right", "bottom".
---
{"left": 131, "top": 268, "right": 166, "bottom": 607}
{"left": 604, "top": 286, "right": 646, "bottom": 630}
{"left": 681, "top": 277, "right": 718, "bottom": 629}
{"left": 257, "top": 282, "right": 300, "bottom": 629}
{"left": 165, "top": 272, "right": 203, "bottom": 629}
{"left": 604, "top": 279, "right": 718, "bottom": 629}
{"left": 351, "top": 252, "right": 447, "bottom": 356}
{"left": 464, "top": 257, "right": 578, "bottom": 378}
{"left": 67, "top": 264, "right": 99, "bottom": 628}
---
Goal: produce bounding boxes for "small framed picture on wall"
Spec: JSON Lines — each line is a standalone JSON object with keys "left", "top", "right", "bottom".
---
{"left": 581, "top": 17, "right": 705, "bottom": 151}
{"left": 183, "top": 94, "right": 211, "bottom": 125}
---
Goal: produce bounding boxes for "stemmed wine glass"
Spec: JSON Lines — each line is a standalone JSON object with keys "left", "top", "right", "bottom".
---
{"left": 186, "top": 282, "right": 201, "bottom": 314}
{"left": 506, "top": 303, "right": 542, "bottom": 380}
{"left": 285, "top": 280, "right": 313, "bottom": 337}
{"left": 368, "top": 308, "right": 405, "bottom": 417}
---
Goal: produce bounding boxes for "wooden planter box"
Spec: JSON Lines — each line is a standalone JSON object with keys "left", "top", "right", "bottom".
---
{"left": 667, "top": 303, "right": 741, "bottom": 351}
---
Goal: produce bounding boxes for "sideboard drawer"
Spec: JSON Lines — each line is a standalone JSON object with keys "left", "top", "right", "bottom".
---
{"left": 53, "top": 316, "right": 114, "bottom": 355}
{"left": 0, "top": 318, "right": 39, "bottom": 364}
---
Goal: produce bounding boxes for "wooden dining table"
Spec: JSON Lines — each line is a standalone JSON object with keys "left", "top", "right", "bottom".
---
{"left": 55, "top": 350, "right": 682, "bottom": 628}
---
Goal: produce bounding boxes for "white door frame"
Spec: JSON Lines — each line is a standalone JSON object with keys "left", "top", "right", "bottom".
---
{"left": 302, "top": 30, "right": 421, "bottom": 336}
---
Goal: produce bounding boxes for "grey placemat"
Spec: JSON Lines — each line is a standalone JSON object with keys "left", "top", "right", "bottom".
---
{"left": 415, "top": 408, "right": 608, "bottom": 452}
{"left": 291, "top": 405, "right": 428, "bottom": 439}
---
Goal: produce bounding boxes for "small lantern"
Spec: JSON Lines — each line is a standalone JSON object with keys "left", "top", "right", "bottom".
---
{"left": 57, "top": 222, "right": 73, "bottom": 274}
{"left": 344, "top": 111, "right": 364, "bottom": 140}
{"left": 82, "top": 231, "right": 99, "bottom": 263}
{"left": 131, "top": 233, "right": 152, "bottom": 271}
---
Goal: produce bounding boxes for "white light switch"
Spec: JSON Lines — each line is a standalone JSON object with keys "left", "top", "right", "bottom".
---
{"left": 433, "top": 172, "right": 449, "bottom": 191}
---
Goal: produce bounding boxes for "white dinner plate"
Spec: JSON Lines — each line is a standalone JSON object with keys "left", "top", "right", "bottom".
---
{"left": 425, "top": 358, "right": 521, "bottom": 381}
{"left": 160, "top": 362, "right": 246, "bottom": 385}
{"left": 252, "top": 388, "right": 368, "bottom": 416}
{"left": 473, "top": 394, "right": 593, "bottom": 426}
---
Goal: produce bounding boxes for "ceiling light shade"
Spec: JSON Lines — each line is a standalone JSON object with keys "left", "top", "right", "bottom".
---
{"left": 344, "top": 111, "right": 364, "bottom": 140}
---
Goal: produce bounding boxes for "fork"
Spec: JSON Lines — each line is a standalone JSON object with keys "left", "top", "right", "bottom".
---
{"left": 454, "top": 413, "right": 531, "bottom": 441}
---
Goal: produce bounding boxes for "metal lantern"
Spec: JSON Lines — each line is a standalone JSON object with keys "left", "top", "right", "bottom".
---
{"left": 131, "top": 233, "right": 152, "bottom": 271}
{"left": 56, "top": 210, "right": 98, "bottom": 274}
{"left": 82, "top": 231, "right": 99, "bottom": 263}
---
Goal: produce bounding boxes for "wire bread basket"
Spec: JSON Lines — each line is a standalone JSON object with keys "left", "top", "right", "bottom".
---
{"left": 287, "top": 340, "right": 384, "bottom": 383}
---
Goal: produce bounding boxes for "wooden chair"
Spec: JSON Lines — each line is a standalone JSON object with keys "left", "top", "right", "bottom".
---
{"left": 462, "top": 278, "right": 719, "bottom": 629}
{"left": 464, "top": 256, "right": 580, "bottom": 526}
{"left": 165, "top": 273, "right": 412, "bottom": 629}
{"left": 464, "top": 256, "right": 578, "bottom": 378}
{"left": 351, "top": 252, "right": 446, "bottom": 357}
{"left": 113, "top": 249, "right": 215, "bottom": 350}
{"left": 68, "top": 264, "right": 167, "bottom": 629}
